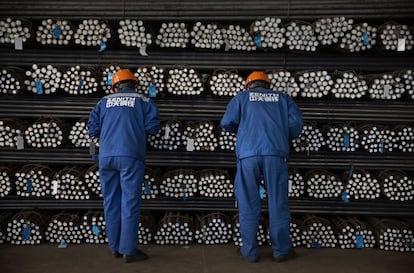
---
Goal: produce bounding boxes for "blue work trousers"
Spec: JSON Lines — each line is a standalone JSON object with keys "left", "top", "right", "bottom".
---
{"left": 99, "top": 156, "right": 144, "bottom": 256}
{"left": 235, "top": 155, "right": 292, "bottom": 261}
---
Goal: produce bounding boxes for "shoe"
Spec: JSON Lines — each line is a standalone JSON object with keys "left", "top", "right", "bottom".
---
{"left": 123, "top": 250, "right": 149, "bottom": 263}
{"left": 272, "top": 249, "right": 296, "bottom": 263}
{"left": 237, "top": 247, "right": 259, "bottom": 263}
{"left": 112, "top": 251, "right": 121, "bottom": 258}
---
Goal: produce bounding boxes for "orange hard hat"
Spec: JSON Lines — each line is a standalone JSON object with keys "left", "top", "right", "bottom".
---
{"left": 111, "top": 69, "right": 138, "bottom": 90}
{"left": 245, "top": 71, "right": 270, "bottom": 89}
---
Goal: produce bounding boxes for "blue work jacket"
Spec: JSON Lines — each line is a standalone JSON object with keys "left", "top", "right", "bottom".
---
{"left": 221, "top": 87, "right": 303, "bottom": 159}
{"left": 87, "top": 88, "right": 160, "bottom": 160}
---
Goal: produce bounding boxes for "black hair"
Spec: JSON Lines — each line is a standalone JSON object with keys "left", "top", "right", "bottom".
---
{"left": 248, "top": 80, "right": 270, "bottom": 89}
{"left": 115, "top": 80, "right": 137, "bottom": 90}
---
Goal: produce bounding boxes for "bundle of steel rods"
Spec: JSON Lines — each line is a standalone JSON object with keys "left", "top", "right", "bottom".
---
{"left": 45, "top": 212, "right": 83, "bottom": 244}
{"left": 160, "top": 169, "right": 198, "bottom": 199}
{"left": 2, "top": 17, "right": 414, "bottom": 53}
{"left": 15, "top": 164, "right": 54, "bottom": 197}
{"left": 51, "top": 167, "right": 90, "bottom": 200}
{"left": 359, "top": 125, "right": 398, "bottom": 153}
{"left": 141, "top": 167, "right": 159, "bottom": 200}
{"left": 7, "top": 210, "right": 48, "bottom": 245}
{"left": 324, "top": 124, "right": 359, "bottom": 152}
{"left": 218, "top": 128, "right": 236, "bottom": 151}
{"left": 301, "top": 215, "right": 337, "bottom": 248}
{"left": 36, "top": 19, "right": 73, "bottom": 46}
{"left": 367, "top": 73, "right": 405, "bottom": 100}
{"left": 101, "top": 64, "right": 120, "bottom": 94}
{"left": 68, "top": 119, "right": 90, "bottom": 148}
{"left": 155, "top": 22, "right": 189, "bottom": 48}
{"left": 80, "top": 210, "right": 107, "bottom": 244}
{"left": 147, "top": 120, "right": 182, "bottom": 150}
{"left": 0, "top": 167, "right": 12, "bottom": 198}
{"left": 0, "top": 212, "right": 14, "bottom": 244}
{"left": 331, "top": 71, "right": 368, "bottom": 99}
{"left": 288, "top": 169, "right": 305, "bottom": 198}
{"left": 60, "top": 65, "right": 99, "bottom": 95}
{"left": 138, "top": 213, "right": 155, "bottom": 245}
{"left": 285, "top": 21, "right": 318, "bottom": 51}
{"left": 297, "top": 70, "right": 333, "bottom": 98}
{"left": 395, "top": 125, "right": 414, "bottom": 152}
{"left": 232, "top": 215, "right": 267, "bottom": 246}
{"left": 292, "top": 124, "right": 325, "bottom": 153}
{"left": 190, "top": 22, "right": 223, "bottom": 50}
{"left": 343, "top": 169, "right": 381, "bottom": 200}
{"left": 305, "top": 170, "right": 343, "bottom": 199}
{"left": 135, "top": 65, "right": 165, "bottom": 96}
{"left": 290, "top": 218, "right": 303, "bottom": 247}
{"left": 334, "top": 217, "right": 375, "bottom": 249}
{"left": 154, "top": 212, "right": 193, "bottom": 245}
{"left": 250, "top": 17, "right": 285, "bottom": 50}
{"left": 378, "top": 170, "right": 414, "bottom": 202}
{"left": 402, "top": 69, "right": 414, "bottom": 99}
{"left": 83, "top": 163, "right": 102, "bottom": 198}
{"left": 118, "top": 19, "right": 152, "bottom": 48}
{"left": 25, "top": 64, "right": 62, "bottom": 95}
{"left": 267, "top": 70, "right": 300, "bottom": 97}
{"left": 0, "top": 18, "right": 31, "bottom": 45}
{"left": 369, "top": 217, "right": 414, "bottom": 252}
{"left": 339, "top": 22, "right": 377, "bottom": 52}
{"left": 209, "top": 70, "right": 244, "bottom": 97}
{"left": 182, "top": 121, "right": 218, "bottom": 152}
{"left": 195, "top": 212, "right": 232, "bottom": 244}
{"left": 74, "top": 19, "right": 111, "bottom": 47}
{"left": 0, "top": 67, "right": 24, "bottom": 94}
{"left": 0, "top": 118, "right": 26, "bottom": 148}
{"left": 314, "top": 17, "right": 353, "bottom": 46}
{"left": 2, "top": 209, "right": 413, "bottom": 250}
{"left": 379, "top": 22, "right": 414, "bottom": 51}
{"left": 198, "top": 169, "right": 233, "bottom": 198}
{"left": 221, "top": 24, "right": 256, "bottom": 51}
{"left": 166, "top": 67, "right": 204, "bottom": 95}
{"left": 24, "top": 118, "right": 64, "bottom": 148}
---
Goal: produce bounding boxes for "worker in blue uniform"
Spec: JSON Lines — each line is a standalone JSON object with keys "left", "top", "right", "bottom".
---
{"left": 221, "top": 71, "right": 303, "bottom": 263}
{"left": 87, "top": 69, "right": 160, "bottom": 263}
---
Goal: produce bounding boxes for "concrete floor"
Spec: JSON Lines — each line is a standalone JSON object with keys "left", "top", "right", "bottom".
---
{"left": 0, "top": 244, "right": 413, "bottom": 273}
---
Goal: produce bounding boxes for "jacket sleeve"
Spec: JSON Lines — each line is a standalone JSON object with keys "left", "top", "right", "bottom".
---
{"left": 87, "top": 102, "right": 101, "bottom": 138}
{"left": 220, "top": 97, "right": 240, "bottom": 133}
{"left": 143, "top": 99, "right": 160, "bottom": 135}
{"left": 287, "top": 96, "right": 303, "bottom": 140}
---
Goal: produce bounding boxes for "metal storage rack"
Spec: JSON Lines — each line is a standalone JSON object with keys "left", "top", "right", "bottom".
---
{"left": 1, "top": 0, "right": 414, "bottom": 216}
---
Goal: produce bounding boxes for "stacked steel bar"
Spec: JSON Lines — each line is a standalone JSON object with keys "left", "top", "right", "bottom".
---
{"left": 51, "top": 167, "right": 90, "bottom": 200}
{"left": 378, "top": 170, "right": 414, "bottom": 202}
{"left": 182, "top": 121, "right": 218, "bottom": 152}
{"left": 80, "top": 210, "right": 107, "bottom": 244}
{"left": 7, "top": 210, "right": 48, "bottom": 245}
{"left": 198, "top": 169, "right": 233, "bottom": 198}
{"left": 15, "top": 164, "right": 54, "bottom": 197}
{"left": 147, "top": 120, "right": 182, "bottom": 150}
{"left": 194, "top": 212, "right": 232, "bottom": 244}
{"left": 45, "top": 212, "right": 83, "bottom": 244}
{"left": 301, "top": 215, "right": 337, "bottom": 248}
{"left": 305, "top": 170, "right": 343, "bottom": 199}
{"left": 160, "top": 169, "right": 198, "bottom": 199}
{"left": 154, "top": 211, "right": 193, "bottom": 245}
{"left": 334, "top": 217, "right": 376, "bottom": 249}
{"left": 369, "top": 217, "right": 414, "bottom": 252}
